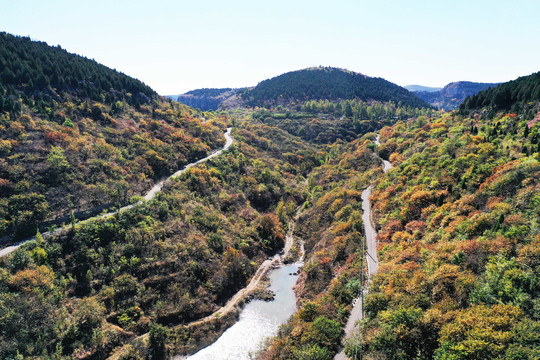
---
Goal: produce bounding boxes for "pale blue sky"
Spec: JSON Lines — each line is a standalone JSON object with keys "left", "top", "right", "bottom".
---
{"left": 2, "top": 0, "right": 539, "bottom": 94}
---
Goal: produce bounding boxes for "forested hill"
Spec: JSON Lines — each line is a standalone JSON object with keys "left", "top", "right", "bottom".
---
{"left": 460, "top": 71, "right": 540, "bottom": 114}
{"left": 0, "top": 32, "right": 228, "bottom": 242}
{"left": 242, "top": 67, "right": 431, "bottom": 108}
{"left": 0, "top": 32, "right": 156, "bottom": 112}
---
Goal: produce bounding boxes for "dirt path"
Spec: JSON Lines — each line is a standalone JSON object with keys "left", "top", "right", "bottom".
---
{"left": 183, "top": 219, "right": 296, "bottom": 327}
{"left": 0, "top": 128, "right": 234, "bottom": 258}
{"left": 335, "top": 133, "right": 392, "bottom": 360}
{"left": 109, "top": 217, "right": 297, "bottom": 360}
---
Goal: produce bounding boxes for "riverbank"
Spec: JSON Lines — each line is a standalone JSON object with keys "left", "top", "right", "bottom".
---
{"left": 108, "top": 217, "right": 304, "bottom": 360}
{"left": 184, "top": 254, "right": 304, "bottom": 360}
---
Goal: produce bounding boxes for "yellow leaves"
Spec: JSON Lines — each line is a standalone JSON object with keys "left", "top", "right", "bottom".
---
{"left": 477, "top": 142, "right": 496, "bottom": 157}
{"left": 470, "top": 135, "right": 483, "bottom": 144}
{"left": 328, "top": 198, "right": 343, "bottom": 214}
{"left": 389, "top": 152, "right": 403, "bottom": 165}
{"left": 380, "top": 264, "right": 419, "bottom": 298}
{"left": 402, "top": 163, "right": 420, "bottom": 176}
{"left": 463, "top": 212, "right": 494, "bottom": 236}
{"left": 429, "top": 263, "right": 460, "bottom": 300}
{"left": 19, "top": 114, "right": 34, "bottom": 127}
{"left": 421, "top": 204, "right": 437, "bottom": 220}
{"left": 429, "top": 122, "right": 448, "bottom": 138}
{"left": 10, "top": 265, "right": 55, "bottom": 293}
{"left": 517, "top": 235, "right": 540, "bottom": 268}
{"left": 0, "top": 139, "right": 13, "bottom": 155}
{"left": 334, "top": 204, "right": 353, "bottom": 221}
{"left": 8, "top": 121, "right": 24, "bottom": 135}
{"left": 405, "top": 269, "right": 428, "bottom": 295}
{"left": 331, "top": 221, "right": 351, "bottom": 235}
{"left": 391, "top": 231, "right": 412, "bottom": 243}
{"left": 409, "top": 190, "right": 435, "bottom": 207}
{"left": 72, "top": 297, "right": 106, "bottom": 328}
{"left": 431, "top": 122, "right": 448, "bottom": 130}
{"left": 439, "top": 304, "right": 523, "bottom": 348}
{"left": 30, "top": 246, "right": 47, "bottom": 265}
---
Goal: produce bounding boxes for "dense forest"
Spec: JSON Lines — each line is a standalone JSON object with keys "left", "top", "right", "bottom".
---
{"left": 258, "top": 131, "right": 383, "bottom": 359}
{"left": 0, "top": 97, "right": 229, "bottom": 241}
{"left": 242, "top": 67, "right": 431, "bottom": 108}
{"left": 251, "top": 99, "right": 433, "bottom": 144}
{"left": 256, "top": 82, "right": 539, "bottom": 359}
{"left": 0, "top": 32, "right": 155, "bottom": 112}
{"left": 460, "top": 71, "right": 540, "bottom": 114}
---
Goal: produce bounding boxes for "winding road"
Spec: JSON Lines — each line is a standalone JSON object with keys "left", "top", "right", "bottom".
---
{"left": 0, "top": 127, "right": 234, "bottom": 258}
{"left": 335, "top": 133, "right": 392, "bottom": 360}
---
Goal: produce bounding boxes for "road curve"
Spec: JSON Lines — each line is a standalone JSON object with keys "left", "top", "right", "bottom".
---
{"left": 0, "top": 128, "right": 234, "bottom": 258}
{"left": 335, "top": 133, "right": 392, "bottom": 360}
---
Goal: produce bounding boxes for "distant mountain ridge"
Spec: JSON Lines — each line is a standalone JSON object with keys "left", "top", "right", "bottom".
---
{"left": 405, "top": 85, "right": 442, "bottom": 93}
{"left": 168, "top": 88, "right": 242, "bottom": 111}
{"left": 412, "top": 81, "right": 500, "bottom": 110}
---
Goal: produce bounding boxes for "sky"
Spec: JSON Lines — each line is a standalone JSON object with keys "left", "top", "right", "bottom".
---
{"left": 1, "top": 0, "right": 539, "bottom": 95}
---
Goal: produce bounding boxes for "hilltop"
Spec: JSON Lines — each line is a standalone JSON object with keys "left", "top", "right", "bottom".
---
{"left": 0, "top": 32, "right": 155, "bottom": 110}
{"left": 242, "top": 67, "right": 430, "bottom": 108}
{"left": 172, "top": 67, "right": 432, "bottom": 110}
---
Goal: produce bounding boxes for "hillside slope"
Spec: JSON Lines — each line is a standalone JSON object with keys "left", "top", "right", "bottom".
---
{"left": 0, "top": 32, "right": 155, "bottom": 109}
{"left": 460, "top": 71, "right": 540, "bottom": 114}
{"left": 349, "top": 112, "right": 539, "bottom": 359}
{"left": 242, "top": 67, "right": 430, "bottom": 108}
{"left": 259, "top": 108, "right": 539, "bottom": 360}
{"left": 0, "top": 122, "right": 322, "bottom": 359}
{"left": 0, "top": 32, "right": 228, "bottom": 242}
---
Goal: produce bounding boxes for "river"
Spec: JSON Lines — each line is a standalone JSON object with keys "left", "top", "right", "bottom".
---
{"left": 183, "top": 259, "right": 303, "bottom": 360}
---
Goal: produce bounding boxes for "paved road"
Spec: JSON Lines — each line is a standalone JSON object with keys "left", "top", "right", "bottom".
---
{"left": 335, "top": 133, "right": 392, "bottom": 360}
{"left": 0, "top": 128, "right": 234, "bottom": 258}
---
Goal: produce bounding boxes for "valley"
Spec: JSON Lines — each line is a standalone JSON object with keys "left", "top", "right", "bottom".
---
{"left": 0, "top": 31, "right": 538, "bottom": 360}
